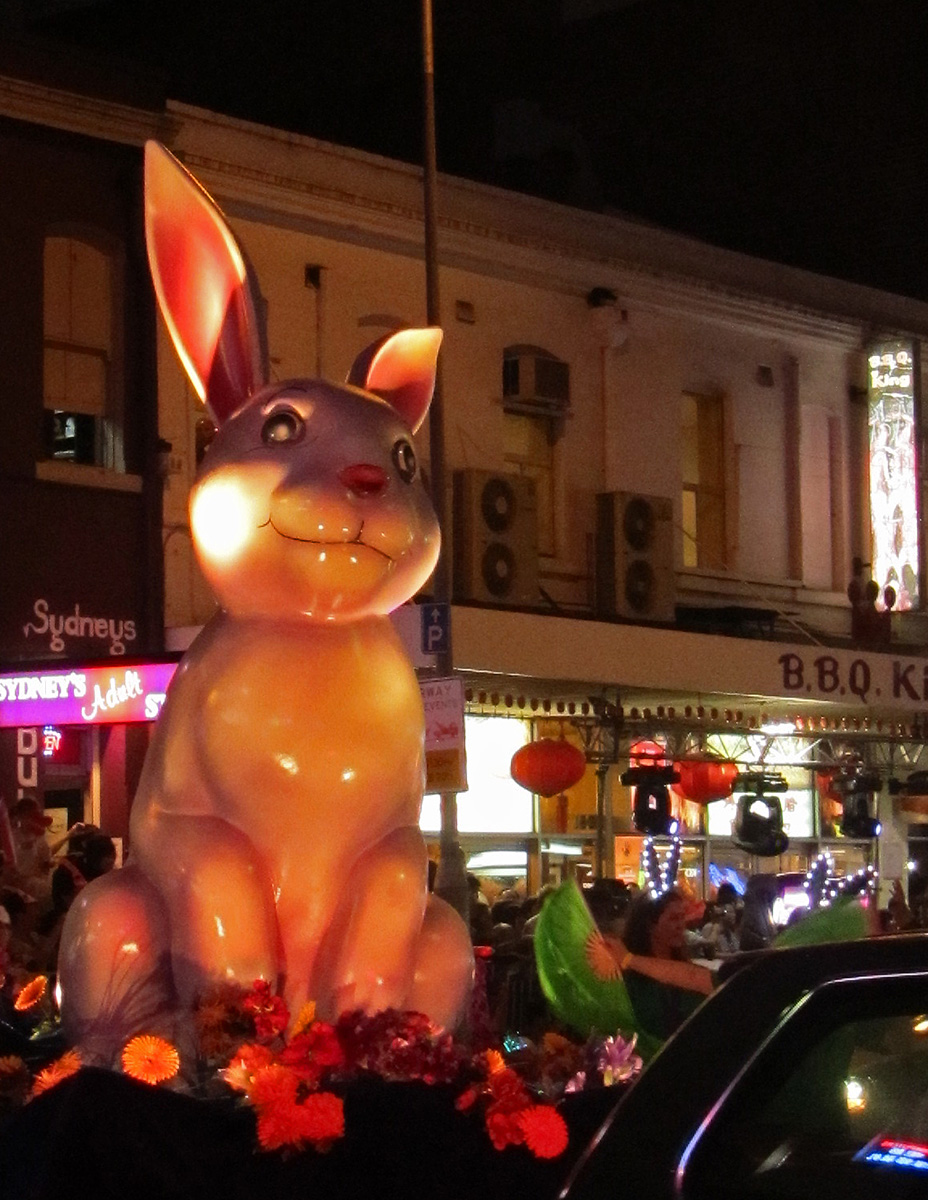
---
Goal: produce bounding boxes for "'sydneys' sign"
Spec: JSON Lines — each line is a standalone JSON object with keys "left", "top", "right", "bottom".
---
{"left": 778, "top": 650, "right": 928, "bottom": 706}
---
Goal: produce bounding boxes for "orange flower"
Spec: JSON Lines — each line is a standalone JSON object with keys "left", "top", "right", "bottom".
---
{"left": 31, "top": 1048, "right": 81, "bottom": 1097}
{"left": 518, "top": 1105, "right": 569, "bottom": 1159}
{"left": 222, "top": 1042, "right": 274, "bottom": 1093}
{"left": 121, "top": 1035, "right": 180, "bottom": 1085}
{"left": 484, "top": 1049, "right": 506, "bottom": 1075}
{"left": 289, "top": 1000, "right": 316, "bottom": 1037}
{"left": 14, "top": 975, "right": 47, "bottom": 1011}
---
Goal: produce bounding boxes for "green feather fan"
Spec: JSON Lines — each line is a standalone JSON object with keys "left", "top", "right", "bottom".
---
{"left": 533, "top": 879, "right": 663, "bottom": 1061}
{"left": 772, "top": 898, "right": 870, "bottom": 948}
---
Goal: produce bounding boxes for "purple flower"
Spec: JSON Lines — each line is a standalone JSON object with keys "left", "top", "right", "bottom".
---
{"left": 596, "top": 1033, "right": 642, "bottom": 1087}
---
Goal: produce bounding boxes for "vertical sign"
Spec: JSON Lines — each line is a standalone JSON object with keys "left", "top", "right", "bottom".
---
{"left": 867, "top": 341, "right": 919, "bottom": 610}
{"left": 420, "top": 676, "right": 467, "bottom": 794}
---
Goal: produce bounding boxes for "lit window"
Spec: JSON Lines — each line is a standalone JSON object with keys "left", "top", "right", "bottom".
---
{"left": 681, "top": 391, "right": 726, "bottom": 569}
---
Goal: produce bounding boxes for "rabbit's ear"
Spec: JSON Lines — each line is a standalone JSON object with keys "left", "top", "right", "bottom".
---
{"left": 144, "top": 141, "right": 265, "bottom": 425}
{"left": 347, "top": 328, "right": 442, "bottom": 433}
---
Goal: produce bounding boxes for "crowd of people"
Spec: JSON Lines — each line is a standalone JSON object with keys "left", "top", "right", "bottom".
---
{"left": 0, "top": 798, "right": 116, "bottom": 994}
{"left": 465, "top": 868, "right": 923, "bottom": 1045}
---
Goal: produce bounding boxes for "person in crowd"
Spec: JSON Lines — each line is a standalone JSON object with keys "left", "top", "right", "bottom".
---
{"left": 585, "top": 876, "right": 631, "bottom": 937}
{"left": 700, "top": 900, "right": 740, "bottom": 957}
{"left": 606, "top": 888, "right": 716, "bottom": 1041}
{"left": 737, "top": 873, "right": 780, "bottom": 951}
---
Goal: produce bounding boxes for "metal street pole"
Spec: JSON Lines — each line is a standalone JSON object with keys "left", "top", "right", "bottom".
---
{"left": 421, "top": 0, "right": 469, "bottom": 924}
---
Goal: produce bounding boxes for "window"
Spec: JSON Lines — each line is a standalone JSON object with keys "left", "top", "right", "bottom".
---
{"left": 501, "top": 344, "right": 566, "bottom": 557}
{"left": 42, "top": 234, "right": 124, "bottom": 471}
{"left": 681, "top": 391, "right": 726, "bottom": 569}
{"left": 681, "top": 974, "right": 928, "bottom": 1198}
{"left": 503, "top": 412, "right": 555, "bottom": 556}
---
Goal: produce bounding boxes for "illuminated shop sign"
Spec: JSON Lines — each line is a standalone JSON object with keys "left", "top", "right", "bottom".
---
{"left": 867, "top": 340, "right": 919, "bottom": 610}
{"left": 22, "top": 599, "right": 137, "bottom": 656}
{"left": 0, "top": 662, "right": 178, "bottom": 728}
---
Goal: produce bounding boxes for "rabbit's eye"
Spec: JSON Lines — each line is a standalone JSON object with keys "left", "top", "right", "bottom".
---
{"left": 392, "top": 439, "right": 417, "bottom": 483}
{"left": 262, "top": 408, "right": 304, "bottom": 445}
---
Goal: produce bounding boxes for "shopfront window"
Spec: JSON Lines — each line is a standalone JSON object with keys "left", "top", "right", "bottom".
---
{"left": 420, "top": 714, "right": 531, "bottom": 834}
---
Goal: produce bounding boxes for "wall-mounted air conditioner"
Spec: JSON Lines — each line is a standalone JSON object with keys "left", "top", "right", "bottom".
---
{"left": 453, "top": 469, "right": 539, "bottom": 606}
{"left": 595, "top": 491, "right": 675, "bottom": 621}
{"left": 502, "top": 354, "right": 570, "bottom": 418}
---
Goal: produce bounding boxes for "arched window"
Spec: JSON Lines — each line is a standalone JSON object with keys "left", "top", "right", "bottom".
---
{"left": 42, "top": 233, "right": 123, "bottom": 470}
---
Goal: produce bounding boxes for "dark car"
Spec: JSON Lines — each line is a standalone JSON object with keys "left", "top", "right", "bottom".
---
{"left": 563, "top": 932, "right": 928, "bottom": 1200}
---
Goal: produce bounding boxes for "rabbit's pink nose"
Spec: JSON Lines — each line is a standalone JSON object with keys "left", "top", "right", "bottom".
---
{"left": 339, "top": 463, "right": 388, "bottom": 496}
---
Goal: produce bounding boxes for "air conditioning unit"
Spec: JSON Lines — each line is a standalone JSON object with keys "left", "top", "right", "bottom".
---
{"left": 502, "top": 354, "right": 570, "bottom": 418}
{"left": 595, "top": 491, "right": 675, "bottom": 621}
{"left": 453, "top": 470, "right": 539, "bottom": 606}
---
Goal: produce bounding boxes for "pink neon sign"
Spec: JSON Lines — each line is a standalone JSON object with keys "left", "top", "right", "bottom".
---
{"left": 0, "top": 661, "right": 178, "bottom": 729}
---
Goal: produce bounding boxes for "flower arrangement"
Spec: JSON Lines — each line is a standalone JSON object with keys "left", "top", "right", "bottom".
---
{"left": 0, "top": 972, "right": 643, "bottom": 1162}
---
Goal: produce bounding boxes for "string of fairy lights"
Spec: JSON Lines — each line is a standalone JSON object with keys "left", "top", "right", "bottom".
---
{"left": 640, "top": 839, "right": 878, "bottom": 907}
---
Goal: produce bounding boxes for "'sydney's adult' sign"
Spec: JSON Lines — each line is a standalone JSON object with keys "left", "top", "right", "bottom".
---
{"left": 0, "top": 662, "right": 178, "bottom": 728}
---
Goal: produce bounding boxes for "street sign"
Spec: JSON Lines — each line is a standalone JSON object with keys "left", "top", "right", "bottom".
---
{"left": 420, "top": 602, "right": 450, "bottom": 656}
{"left": 420, "top": 675, "right": 467, "bottom": 793}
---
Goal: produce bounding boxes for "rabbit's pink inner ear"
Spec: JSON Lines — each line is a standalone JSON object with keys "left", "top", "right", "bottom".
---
{"left": 144, "top": 141, "right": 264, "bottom": 424}
{"left": 362, "top": 328, "right": 442, "bottom": 433}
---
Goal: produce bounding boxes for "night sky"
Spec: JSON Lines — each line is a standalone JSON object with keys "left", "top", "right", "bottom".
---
{"left": 16, "top": 0, "right": 928, "bottom": 302}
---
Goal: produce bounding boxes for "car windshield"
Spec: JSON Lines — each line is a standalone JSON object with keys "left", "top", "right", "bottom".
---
{"left": 681, "top": 973, "right": 928, "bottom": 1199}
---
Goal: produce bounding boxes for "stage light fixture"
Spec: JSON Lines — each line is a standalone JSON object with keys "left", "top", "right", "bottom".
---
{"left": 833, "top": 771, "right": 882, "bottom": 839}
{"left": 621, "top": 765, "right": 680, "bottom": 836}
{"left": 732, "top": 771, "right": 789, "bottom": 857}
{"left": 840, "top": 793, "right": 882, "bottom": 839}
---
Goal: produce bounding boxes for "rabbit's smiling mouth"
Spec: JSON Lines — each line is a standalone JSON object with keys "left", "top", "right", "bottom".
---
{"left": 263, "top": 516, "right": 394, "bottom": 562}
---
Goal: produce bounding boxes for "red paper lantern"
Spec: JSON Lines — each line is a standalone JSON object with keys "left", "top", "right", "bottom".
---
{"left": 510, "top": 738, "right": 586, "bottom": 797}
{"left": 672, "top": 759, "right": 738, "bottom": 804}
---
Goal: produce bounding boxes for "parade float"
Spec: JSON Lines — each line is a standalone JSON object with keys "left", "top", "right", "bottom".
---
{"left": 0, "top": 143, "right": 640, "bottom": 1199}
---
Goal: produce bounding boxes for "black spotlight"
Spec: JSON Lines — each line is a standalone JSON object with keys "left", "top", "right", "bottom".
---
{"left": 840, "top": 793, "right": 882, "bottom": 839}
{"left": 835, "top": 772, "right": 882, "bottom": 839}
{"left": 732, "top": 772, "right": 789, "bottom": 857}
{"left": 621, "top": 765, "right": 680, "bottom": 836}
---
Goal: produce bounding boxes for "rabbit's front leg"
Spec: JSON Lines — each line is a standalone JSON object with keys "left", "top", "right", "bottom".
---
{"left": 133, "top": 811, "right": 282, "bottom": 1006}
{"left": 316, "top": 825, "right": 429, "bottom": 1019}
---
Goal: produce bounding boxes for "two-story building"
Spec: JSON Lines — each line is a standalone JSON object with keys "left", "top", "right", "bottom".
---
{"left": 3, "top": 66, "right": 928, "bottom": 908}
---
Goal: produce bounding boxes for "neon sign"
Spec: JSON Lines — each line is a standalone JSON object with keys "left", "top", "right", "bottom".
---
{"left": 867, "top": 341, "right": 919, "bottom": 610}
{"left": 42, "top": 726, "right": 62, "bottom": 757}
{"left": 0, "top": 662, "right": 178, "bottom": 728}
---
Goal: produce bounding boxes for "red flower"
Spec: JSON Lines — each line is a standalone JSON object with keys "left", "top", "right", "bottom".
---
{"left": 279, "top": 1022, "right": 345, "bottom": 1083}
{"left": 486, "top": 1107, "right": 525, "bottom": 1151}
{"left": 455, "top": 1085, "right": 480, "bottom": 1113}
{"left": 222, "top": 1042, "right": 274, "bottom": 1093}
{"left": 249, "top": 1063, "right": 299, "bottom": 1112}
{"left": 256, "top": 1099, "right": 309, "bottom": 1152}
{"left": 255, "top": 1090, "right": 345, "bottom": 1152}
{"left": 298, "top": 1091, "right": 345, "bottom": 1146}
{"left": 518, "top": 1105, "right": 569, "bottom": 1159}
{"left": 487, "top": 1067, "right": 529, "bottom": 1111}
{"left": 243, "top": 980, "right": 289, "bottom": 1043}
